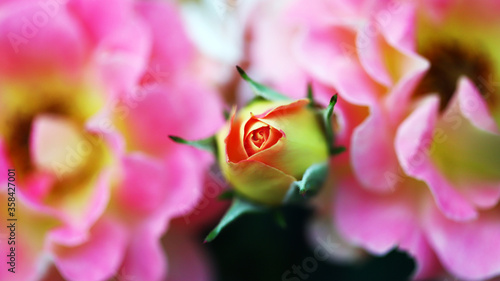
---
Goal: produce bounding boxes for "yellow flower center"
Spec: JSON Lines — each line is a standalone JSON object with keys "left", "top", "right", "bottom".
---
{"left": 0, "top": 75, "right": 110, "bottom": 197}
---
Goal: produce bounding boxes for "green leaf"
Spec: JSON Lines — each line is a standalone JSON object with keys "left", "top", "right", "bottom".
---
{"left": 236, "top": 66, "right": 291, "bottom": 102}
{"left": 282, "top": 161, "right": 329, "bottom": 204}
{"left": 168, "top": 135, "right": 217, "bottom": 156}
{"left": 323, "top": 94, "right": 340, "bottom": 156}
{"left": 204, "top": 198, "right": 264, "bottom": 242}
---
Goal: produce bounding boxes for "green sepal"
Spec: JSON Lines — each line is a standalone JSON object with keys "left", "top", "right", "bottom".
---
{"left": 323, "top": 94, "right": 344, "bottom": 156}
{"left": 307, "top": 83, "right": 315, "bottom": 108}
{"left": 223, "top": 109, "right": 231, "bottom": 121}
{"left": 282, "top": 161, "right": 329, "bottom": 204}
{"left": 205, "top": 198, "right": 265, "bottom": 242}
{"left": 306, "top": 83, "right": 324, "bottom": 109}
{"left": 168, "top": 135, "right": 217, "bottom": 157}
{"left": 236, "top": 66, "right": 291, "bottom": 102}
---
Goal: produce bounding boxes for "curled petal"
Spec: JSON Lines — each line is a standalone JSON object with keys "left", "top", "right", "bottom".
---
{"left": 395, "top": 95, "right": 477, "bottom": 221}
{"left": 0, "top": 195, "right": 53, "bottom": 281}
{"left": 70, "top": 0, "right": 151, "bottom": 94}
{"left": 433, "top": 79, "right": 500, "bottom": 208}
{"left": 120, "top": 228, "right": 166, "bottom": 281}
{"left": 250, "top": 99, "right": 329, "bottom": 178}
{"left": 334, "top": 174, "right": 420, "bottom": 254}
{"left": 454, "top": 77, "right": 499, "bottom": 134}
{"left": 351, "top": 105, "right": 400, "bottom": 192}
{"left": 294, "top": 24, "right": 384, "bottom": 105}
{"left": 334, "top": 173, "right": 442, "bottom": 278}
{"left": 222, "top": 109, "right": 248, "bottom": 162}
{"left": 243, "top": 119, "right": 283, "bottom": 157}
{"left": 135, "top": 0, "right": 194, "bottom": 76}
{"left": 51, "top": 218, "right": 128, "bottom": 281}
{"left": 0, "top": 1, "right": 87, "bottom": 76}
{"left": 424, "top": 203, "right": 500, "bottom": 279}
{"left": 116, "top": 153, "right": 168, "bottom": 215}
{"left": 161, "top": 145, "right": 211, "bottom": 219}
{"left": 223, "top": 160, "right": 296, "bottom": 205}
{"left": 120, "top": 81, "right": 224, "bottom": 156}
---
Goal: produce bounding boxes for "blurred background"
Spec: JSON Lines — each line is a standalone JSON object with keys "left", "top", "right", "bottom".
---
{"left": 1, "top": 0, "right": 500, "bottom": 280}
{"left": 199, "top": 206, "right": 416, "bottom": 281}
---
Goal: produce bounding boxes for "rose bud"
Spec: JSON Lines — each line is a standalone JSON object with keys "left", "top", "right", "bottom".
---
{"left": 216, "top": 99, "right": 329, "bottom": 205}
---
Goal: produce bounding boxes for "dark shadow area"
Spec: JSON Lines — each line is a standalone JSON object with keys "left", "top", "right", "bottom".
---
{"left": 202, "top": 206, "right": 415, "bottom": 281}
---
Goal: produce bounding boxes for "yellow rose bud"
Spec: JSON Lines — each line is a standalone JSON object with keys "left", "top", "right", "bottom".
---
{"left": 216, "top": 99, "right": 329, "bottom": 205}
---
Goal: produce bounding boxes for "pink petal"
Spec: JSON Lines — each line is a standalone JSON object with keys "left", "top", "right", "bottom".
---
{"left": 287, "top": 0, "right": 339, "bottom": 27}
{"left": 424, "top": 203, "right": 500, "bottom": 279}
{"left": 356, "top": 28, "right": 393, "bottom": 87}
{"left": 356, "top": 19, "right": 428, "bottom": 100}
{"left": 0, "top": 1, "right": 88, "bottom": 77}
{"left": 68, "top": 0, "right": 135, "bottom": 43}
{"left": 378, "top": 1, "right": 417, "bottom": 51}
{"left": 116, "top": 153, "right": 169, "bottom": 215}
{"left": 51, "top": 218, "right": 128, "bottom": 281}
{"left": 248, "top": 1, "right": 309, "bottom": 100}
{"left": 69, "top": 0, "right": 151, "bottom": 95}
{"left": 294, "top": 24, "right": 385, "bottom": 106}
{"left": 93, "top": 20, "right": 151, "bottom": 97}
{"left": 395, "top": 96, "right": 477, "bottom": 220}
{"left": 0, "top": 199, "right": 50, "bottom": 281}
{"left": 19, "top": 171, "right": 54, "bottom": 202}
{"left": 351, "top": 105, "right": 400, "bottom": 192}
{"left": 290, "top": 0, "right": 388, "bottom": 25}
{"left": 334, "top": 174, "right": 419, "bottom": 254}
{"left": 135, "top": 0, "right": 194, "bottom": 77}
{"left": 172, "top": 168, "right": 230, "bottom": 231}
{"left": 161, "top": 146, "right": 212, "bottom": 219}
{"left": 118, "top": 80, "right": 223, "bottom": 156}
{"left": 334, "top": 173, "right": 442, "bottom": 278}
{"left": 454, "top": 77, "right": 499, "bottom": 134}
{"left": 119, "top": 228, "right": 166, "bottom": 281}
{"left": 461, "top": 183, "right": 500, "bottom": 209}
{"left": 30, "top": 115, "right": 84, "bottom": 174}
{"left": 118, "top": 140, "right": 216, "bottom": 235}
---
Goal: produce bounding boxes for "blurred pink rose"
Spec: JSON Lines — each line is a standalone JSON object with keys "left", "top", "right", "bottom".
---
{"left": 245, "top": 0, "right": 500, "bottom": 279}
{"left": 0, "top": 0, "right": 223, "bottom": 280}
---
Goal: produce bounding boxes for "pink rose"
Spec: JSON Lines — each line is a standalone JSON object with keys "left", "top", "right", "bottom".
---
{"left": 0, "top": 1, "right": 223, "bottom": 280}
{"left": 244, "top": 0, "right": 500, "bottom": 279}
